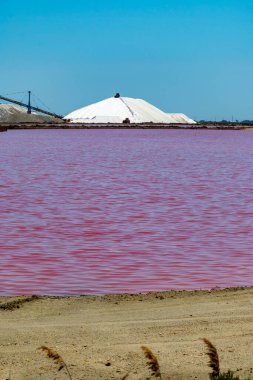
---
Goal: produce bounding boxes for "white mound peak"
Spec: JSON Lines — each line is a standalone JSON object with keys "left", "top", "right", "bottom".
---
{"left": 64, "top": 94, "right": 196, "bottom": 124}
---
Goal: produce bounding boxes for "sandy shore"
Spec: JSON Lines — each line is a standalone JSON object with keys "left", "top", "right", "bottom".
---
{"left": 0, "top": 287, "right": 253, "bottom": 379}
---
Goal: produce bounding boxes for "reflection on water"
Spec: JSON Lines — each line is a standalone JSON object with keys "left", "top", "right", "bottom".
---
{"left": 0, "top": 129, "right": 253, "bottom": 295}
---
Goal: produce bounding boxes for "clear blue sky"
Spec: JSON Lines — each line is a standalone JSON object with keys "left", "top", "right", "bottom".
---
{"left": 1, "top": 0, "right": 253, "bottom": 120}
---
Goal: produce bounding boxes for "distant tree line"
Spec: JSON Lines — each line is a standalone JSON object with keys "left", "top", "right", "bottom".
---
{"left": 198, "top": 119, "right": 253, "bottom": 126}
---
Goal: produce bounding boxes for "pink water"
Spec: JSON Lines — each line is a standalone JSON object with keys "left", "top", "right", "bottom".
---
{"left": 1, "top": 129, "right": 253, "bottom": 295}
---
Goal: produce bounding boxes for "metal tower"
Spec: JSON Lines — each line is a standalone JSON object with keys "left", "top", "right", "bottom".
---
{"left": 27, "top": 91, "right": 32, "bottom": 114}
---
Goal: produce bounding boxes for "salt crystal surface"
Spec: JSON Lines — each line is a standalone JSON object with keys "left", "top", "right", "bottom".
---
{"left": 0, "top": 104, "right": 58, "bottom": 123}
{"left": 64, "top": 96, "right": 196, "bottom": 124}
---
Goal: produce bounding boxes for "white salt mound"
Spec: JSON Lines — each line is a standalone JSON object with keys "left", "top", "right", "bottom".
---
{"left": 64, "top": 95, "right": 196, "bottom": 124}
{"left": 166, "top": 113, "right": 196, "bottom": 124}
{"left": 0, "top": 104, "right": 60, "bottom": 123}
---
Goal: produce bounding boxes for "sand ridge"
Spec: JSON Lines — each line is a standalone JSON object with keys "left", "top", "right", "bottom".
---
{"left": 0, "top": 287, "right": 253, "bottom": 379}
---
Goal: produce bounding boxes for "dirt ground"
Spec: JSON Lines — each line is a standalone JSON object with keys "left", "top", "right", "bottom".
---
{"left": 0, "top": 287, "right": 253, "bottom": 379}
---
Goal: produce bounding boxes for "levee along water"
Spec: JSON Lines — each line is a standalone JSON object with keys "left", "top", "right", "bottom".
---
{"left": 1, "top": 129, "right": 253, "bottom": 295}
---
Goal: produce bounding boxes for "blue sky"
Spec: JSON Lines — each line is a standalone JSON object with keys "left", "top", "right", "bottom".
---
{"left": 0, "top": 0, "right": 253, "bottom": 120}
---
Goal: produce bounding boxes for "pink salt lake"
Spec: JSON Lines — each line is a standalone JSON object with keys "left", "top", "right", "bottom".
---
{"left": 0, "top": 129, "right": 253, "bottom": 295}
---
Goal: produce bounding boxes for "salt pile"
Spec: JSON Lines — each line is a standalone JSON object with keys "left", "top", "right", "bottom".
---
{"left": 0, "top": 104, "right": 61, "bottom": 123}
{"left": 166, "top": 113, "right": 196, "bottom": 124}
{"left": 65, "top": 94, "right": 196, "bottom": 124}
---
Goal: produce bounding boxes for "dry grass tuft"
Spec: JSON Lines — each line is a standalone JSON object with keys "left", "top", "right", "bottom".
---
{"left": 141, "top": 345, "right": 162, "bottom": 379}
{"left": 38, "top": 345, "right": 72, "bottom": 379}
{"left": 203, "top": 338, "right": 220, "bottom": 377}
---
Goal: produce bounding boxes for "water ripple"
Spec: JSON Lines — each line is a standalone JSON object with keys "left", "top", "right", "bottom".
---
{"left": 0, "top": 129, "right": 253, "bottom": 295}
